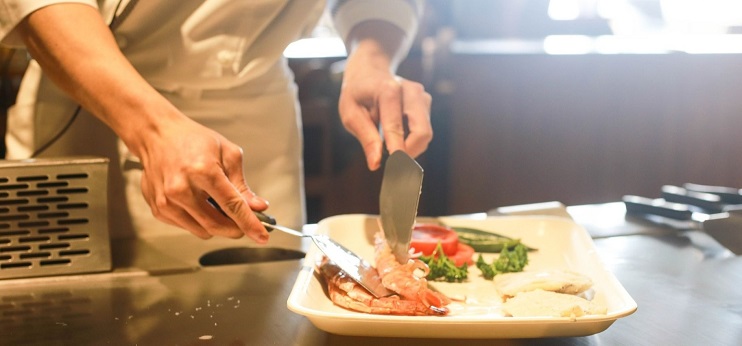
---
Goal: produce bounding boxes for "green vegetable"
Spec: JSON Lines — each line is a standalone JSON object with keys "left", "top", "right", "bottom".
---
{"left": 475, "top": 242, "right": 529, "bottom": 280}
{"left": 452, "top": 226, "right": 537, "bottom": 253}
{"left": 419, "top": 243, "right": 468, "bottom": 283}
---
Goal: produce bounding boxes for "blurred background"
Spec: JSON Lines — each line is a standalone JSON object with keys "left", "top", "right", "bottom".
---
{"left": 5, "top": 0, "right": 742, "bottom": 223}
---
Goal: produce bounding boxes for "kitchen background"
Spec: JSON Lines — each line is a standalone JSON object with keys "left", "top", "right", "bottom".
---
{"left": 3, "top": 0, "right": 742, "bottom": 223}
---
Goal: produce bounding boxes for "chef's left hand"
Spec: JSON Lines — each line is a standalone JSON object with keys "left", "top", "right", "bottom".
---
{"left": 338, "top": 25, "right": 433, "bottom": 171}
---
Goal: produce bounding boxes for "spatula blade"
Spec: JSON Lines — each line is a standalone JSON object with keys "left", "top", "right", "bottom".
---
{"left": 380, "top": 151, "right": 424, "bottom": 264}
{"left": 310, "top": 235, "right": 394, "bottom": 297}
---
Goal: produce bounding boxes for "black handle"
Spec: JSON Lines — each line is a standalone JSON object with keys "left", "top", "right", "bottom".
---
{"left": 254, "top": 211, "right": 277, "bottom": 226}
{"left": 622, "top": 195, "right": 693, "bottom": 221}
{"left": 207, "top": 197, "right": 277, "bottom": 227}
{"left": 683, "top": 183, "right": 742, "bottom": 205}
{"left": 661, "top": 185, "right": 724, "bottom": 214}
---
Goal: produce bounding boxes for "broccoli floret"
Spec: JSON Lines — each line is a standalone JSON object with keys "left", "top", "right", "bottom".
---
{"left": 476, "top": 242, "right": 529, "bottom": 280}
{"left": 419, "top": 243, "right": 468, "bottom": 283}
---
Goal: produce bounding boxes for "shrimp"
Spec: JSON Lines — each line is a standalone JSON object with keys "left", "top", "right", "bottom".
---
{"left": 319, "top": 258, "right": 447, "bottom": 316}
{"left": 374, "top": 231, "right": 451, "bottom": 311}
{"left": 316, "top": 230, "right": 452, "bottom": 316}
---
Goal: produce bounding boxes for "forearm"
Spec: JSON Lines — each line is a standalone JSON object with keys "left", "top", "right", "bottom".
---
{"left": 331, "top": 0, "right": 422, "bottom": 72}
{"left": 17, "top": 3, "right": 177, "bottom": 157}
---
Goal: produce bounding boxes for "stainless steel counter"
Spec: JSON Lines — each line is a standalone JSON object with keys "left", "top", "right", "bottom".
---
{"left": 2, "top": 203, "right": 741, "bottom": 345}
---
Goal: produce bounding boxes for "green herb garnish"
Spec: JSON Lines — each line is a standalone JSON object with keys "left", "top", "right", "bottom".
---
{"left": 475, "top": 241, "right": 529, "bottom": 280}
{"left": 419, "top": 243, "right": 468, "bottom": 283}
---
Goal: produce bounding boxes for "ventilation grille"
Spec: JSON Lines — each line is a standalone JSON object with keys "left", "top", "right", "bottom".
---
{"left": 0, "top": 157, "right": 110, "bottom": 279}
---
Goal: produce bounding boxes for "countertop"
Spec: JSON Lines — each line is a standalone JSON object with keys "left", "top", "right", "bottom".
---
{"left": 1, "top": 202, "right": 741, "bottom": 345}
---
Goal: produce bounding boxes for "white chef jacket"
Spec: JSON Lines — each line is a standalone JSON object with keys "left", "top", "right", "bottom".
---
{"left": 0, "top": 0, "right": 422, "bottom": 239}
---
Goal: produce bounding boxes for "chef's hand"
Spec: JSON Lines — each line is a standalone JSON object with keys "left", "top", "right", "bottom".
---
{"left": 339, "top": 21, "right": 433, "bottom": 171}
{"left": 134, "top": 115, "right": 271, "bottom": 242}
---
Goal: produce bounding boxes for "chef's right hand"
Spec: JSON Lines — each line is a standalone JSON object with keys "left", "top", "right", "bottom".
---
{"left": 132, "top": 115, "right": 271, "bottom": 243}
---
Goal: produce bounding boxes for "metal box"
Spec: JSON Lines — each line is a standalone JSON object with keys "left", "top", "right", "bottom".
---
{"left": 0, "top": 157, "right": 111, "bottom": 279}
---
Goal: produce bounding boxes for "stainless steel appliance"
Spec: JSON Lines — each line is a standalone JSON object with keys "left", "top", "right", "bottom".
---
{"left": 0, "top": 157, "right": 111, "bottom": 279}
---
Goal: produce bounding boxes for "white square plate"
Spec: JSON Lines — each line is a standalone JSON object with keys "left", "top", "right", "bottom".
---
{"left": 286, "top": 214, "right": 637, "bottom": 338}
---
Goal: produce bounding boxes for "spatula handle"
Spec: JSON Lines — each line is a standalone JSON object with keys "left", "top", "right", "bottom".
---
{"left": 254, "top": 211, "right": 276, "bottom": 225}
{"left": 261, "top": 221, "right": 306, "bottom": 238}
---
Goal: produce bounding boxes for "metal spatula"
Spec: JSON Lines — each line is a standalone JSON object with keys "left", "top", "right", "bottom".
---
{"left": 256, "top": 212, "right": 394, "bottom": 298}
{"left": 379, "top": 150, "right": 424, "bottom": 264}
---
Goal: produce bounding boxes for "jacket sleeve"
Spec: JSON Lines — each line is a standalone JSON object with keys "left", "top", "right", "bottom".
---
{"left": 329, "top": 0, "right": 423, "bottom": 48}
{"left": 0, "top": 0, "right": 97, "bottom": 46}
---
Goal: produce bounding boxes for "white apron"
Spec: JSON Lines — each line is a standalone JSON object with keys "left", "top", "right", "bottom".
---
{"left": 6, "top": 0, "right": 325, "bottom": 238}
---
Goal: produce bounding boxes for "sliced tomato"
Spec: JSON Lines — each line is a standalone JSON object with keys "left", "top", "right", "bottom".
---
{"left": 409, "top": 223, "right": 459, "bottom": 256}
{"left": 449, "top": 243, "right": 475, "bottom": 267}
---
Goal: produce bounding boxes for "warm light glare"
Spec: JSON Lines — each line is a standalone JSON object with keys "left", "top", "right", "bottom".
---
{"left": 543, "top": 33, "right": 742, "bottom": 55}
{"left": 548, "top": 0, "right": 581, "bottom": 21}
{"left": 283, "top": 37, "right": 347, "bottom": 58}
{"left": 593, "top": 35, "right": 670, "bottom": 54}
{"left": 286, "top": 1, "right": 742, "bottom": 57}
{"left": 661, "top": 0, "right": 742, "bottom": 26}
{"left": 543, "top": 35, "right": 593, "bottom": 54}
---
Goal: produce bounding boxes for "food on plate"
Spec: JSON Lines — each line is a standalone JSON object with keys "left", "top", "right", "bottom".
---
{"left": 495, "top": 270, "right": 605, "bottom": 319}
{"left": 501, "top": 289, "right": 607, "bottom": 318}
{"left": 410, "top": 224, "right": 474, "bottom": 282}
{"left": 316, "top": 222, "right": 598, "bottom": 318}
{"left": 410, "top": 223, "right": 460, "bottom": 257}
{"left": 493, "top": 270, "right": 594, "bottom": 297}
{"left": 451, "top": 226, "right": 537, "bottom": 253}
{"left": 410, "top": 224, "right": 476, "bottom": 267}
{"left": 419, "top": 243, "right": 470, "bottom": 282}
{"left": 475, "top": 242, "right": 529, "bottom": 280}
{"left": 374, "top": 231, "right": 451, "bottom": 314}
{"left": 318, "top": 258, "right": 447, "bottom": 316}
{"left": 410, "top": 223, "right": 531, "bottom": 282}
{"left": 317, "top": 231, "right": 451, "bottom": 316}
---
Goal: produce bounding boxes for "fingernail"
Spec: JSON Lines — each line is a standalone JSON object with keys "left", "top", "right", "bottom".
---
{"left": 368, "top": 153, "right": 380, "bottom": 170}
{"left": 252, "top": 193, "right": 269, "bottom": 206}
{"left": 258, "top": 233, "right": 270, "bottom": 243}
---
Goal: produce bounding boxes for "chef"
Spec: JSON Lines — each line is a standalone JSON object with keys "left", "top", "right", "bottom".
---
{"left": 0, "top": 0, "right": 432, "bottom": 243}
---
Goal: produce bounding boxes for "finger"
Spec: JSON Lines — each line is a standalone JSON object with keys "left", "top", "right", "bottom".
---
{"left": 378, "top": 79, "right": 406, "bottom": 155}
{"left": 400, "top": 80, "right": 433, "bottom": 157}
{"left": 190, "top": 193, "right": 245, "bottom": 239}
{"left": 220, "top": 143, "right": 269, "bottom": 211}
{"left": 338, "top": 96, "right": 384, "bottom": 170}
{"left": 150, "top": 162, "right": 246, "bottom": 239}
{"left": 197, "top": 172, "right": 269, "bottom": 244}
{"left": 159, "top": 201, "right": 215, "bottom": 239}
{"left": 207, "top": 192, "right": 267, "bottom": 242}
{"left": 167, "top": 189, "right": 245, "bottom": 239}
{"left": 140, "top": 170, "right": 180, "bottom": 229}
{"left": 141, "top": 170, "right": 213, "bottom": 239}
